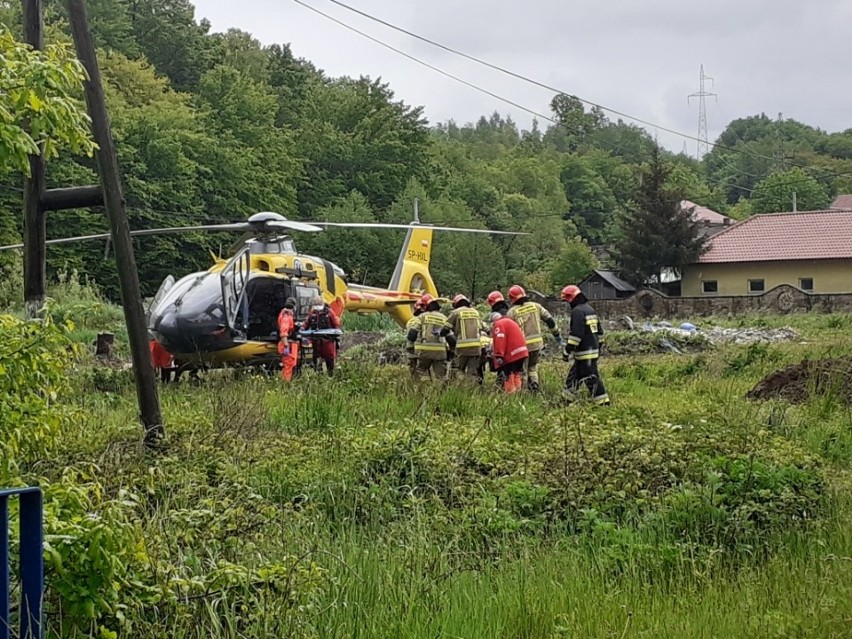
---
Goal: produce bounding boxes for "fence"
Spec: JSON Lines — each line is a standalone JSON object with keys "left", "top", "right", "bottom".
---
{"left": 540, "top": 284, "right": 852, "bottom": 320}
{"left": 1, "top": 487, "right": 43, "bottom": 639}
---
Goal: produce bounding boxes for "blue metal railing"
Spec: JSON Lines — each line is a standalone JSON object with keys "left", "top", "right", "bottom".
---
{"left": 1, "top": 487, "right": 43, "bottom": 639}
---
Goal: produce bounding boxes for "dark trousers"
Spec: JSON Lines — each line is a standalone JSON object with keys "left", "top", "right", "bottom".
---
{"left": 565, "top": 357, "right": 609, "bottom": 404}
{"left": 496, "top": 358, "right": 526, "bottom": 385}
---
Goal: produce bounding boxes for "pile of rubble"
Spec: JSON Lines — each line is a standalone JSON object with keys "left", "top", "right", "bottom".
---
{"left": 603, "top": 316, "right": 801, "bottom": 355}
{"left": 700, "top": 326, "right": 801, "bottom": 346}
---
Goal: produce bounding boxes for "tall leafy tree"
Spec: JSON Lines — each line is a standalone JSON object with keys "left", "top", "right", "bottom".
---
{"left": 549, "top": 94, "right": 605, "bottom": 152}
{"left": 127, "top": 0, "right": 220, "bottom": 90}
{"left": 0, "top": 27, "right": 95, "bottom": 174}
{"left": 265, "top": 43, "right": 317, "bottom": 128}
{"left": 704, "top": 115, "right": 832, "bottom": 204}
{"left": 548, "top": 237, "right": 599, "bottom": 292}
{"left": 616, "top": 147, "right": 706, "bottom": 285}
{"left": 559, "top": 155, "right": 617, "bottom": 243}
{"left": 297, "top": 76, "right": 430, "bottom": 214}
{"left": 212, "top": 29, "right": 268, "bottom": 82}
{"left": 749, "top": 167, "right": 829, "bottom": 213}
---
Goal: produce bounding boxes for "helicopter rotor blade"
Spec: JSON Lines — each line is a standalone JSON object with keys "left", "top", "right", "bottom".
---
{"left": 0, "top": 216, "right": 526, "bottom": 253}
{"left": 265, "top": 220, "right": 324, "bottom": 233}
{"left": 128, "top": 223, "right": 252, "bottom": 237}
{"left": 309, "top": 222, "right": 528, "bottom": 235}
{"left": 0, "top": 223, "right": 254, "bottom": 252}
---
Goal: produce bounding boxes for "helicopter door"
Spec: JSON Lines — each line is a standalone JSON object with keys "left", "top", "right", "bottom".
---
{"left": 221, "top": 246, "right": 252, "bottom": 335}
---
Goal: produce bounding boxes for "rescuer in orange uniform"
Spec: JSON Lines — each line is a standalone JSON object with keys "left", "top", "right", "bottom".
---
{"left": 149, "top": 337, "right": 175, "bottom": 383}
{"left": 303, "top": 296, "right": 342, "bottom": 376}
{"left": 490, "top": 311, "right": 529, "bottom": 393}
{"left": 277, "top": 297, "right": 299, "bottom": 381}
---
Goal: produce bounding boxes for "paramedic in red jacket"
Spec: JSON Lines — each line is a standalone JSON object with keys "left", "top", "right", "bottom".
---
{"left": 303, "top": 296, "right": 341, "bottom": 376}
{"left": 490, "top": 311, "right": 529, "bottom": 393}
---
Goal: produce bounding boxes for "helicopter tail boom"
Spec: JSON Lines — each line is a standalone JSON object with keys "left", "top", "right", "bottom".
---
{"left": 389, "top": 226, "right": 438, "bottom": 296}
{"left": 345, "top": 226, "right": 439, "bottom": 326}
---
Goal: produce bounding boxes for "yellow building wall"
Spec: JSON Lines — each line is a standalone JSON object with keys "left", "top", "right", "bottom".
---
{"left": 681, "top": 259, "right": 852, "bottom": 296}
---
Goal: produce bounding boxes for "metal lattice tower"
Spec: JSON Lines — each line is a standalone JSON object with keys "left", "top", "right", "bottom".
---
{"left": 688, "top": 65, "right": 717, "bottom": 159}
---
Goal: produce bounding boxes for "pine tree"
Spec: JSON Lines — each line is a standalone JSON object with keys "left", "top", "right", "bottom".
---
{"left": 616, "top": 146, "right": 707, "bottom": 286}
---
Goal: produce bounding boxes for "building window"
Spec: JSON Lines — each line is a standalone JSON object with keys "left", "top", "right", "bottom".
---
{"left": 702, "top": 280, "right": 718, "bottom": 294}
{"left": 799, "top": 277, "right": 813, "bottom": 291}
{"left": 748, "top": 279, "right": 765, "bottom": 294}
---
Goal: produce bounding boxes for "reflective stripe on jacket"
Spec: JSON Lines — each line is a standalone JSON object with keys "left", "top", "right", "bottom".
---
{"left": 445, "top": 307, "right": 483, "bottom": 352}
{"left": 416, "top": 311, "right": 448, "bottom": 353}
{"left": 507, "top": 301, "right": 552, "bottom": 351}
{"left": 406, "top": 316, "right": 422, "bottom": 333}
{"left": 405, "top": 315, "right": 422, "bottom": 358}
{"left": 567, "top": 303, "right": 603, "bottom": 360}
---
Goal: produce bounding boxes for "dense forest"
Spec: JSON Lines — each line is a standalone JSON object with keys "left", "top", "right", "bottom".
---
{"left": 2, "top": 0, "right": 852, "bottom": 301}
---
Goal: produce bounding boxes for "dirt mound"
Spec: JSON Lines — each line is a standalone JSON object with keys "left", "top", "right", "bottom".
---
{"left": 339, "top": 331, "right": 385, "bottom": 353}
{"left": 748, "top": 358, "right": 852, "bottom": 404}
{"left": 340, "top": 331, "right": 408, "bottom": 364}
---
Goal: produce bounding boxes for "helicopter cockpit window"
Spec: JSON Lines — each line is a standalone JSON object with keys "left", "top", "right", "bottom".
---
{"left": 250, "top": 238, "right": 296, "bottom": 255}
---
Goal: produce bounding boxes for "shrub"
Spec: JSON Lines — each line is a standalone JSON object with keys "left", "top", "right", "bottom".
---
{"left": 0, "top": 314, "right": 74, "bottom": 480}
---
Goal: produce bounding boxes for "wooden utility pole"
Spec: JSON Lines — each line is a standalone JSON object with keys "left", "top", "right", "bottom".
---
{"left": 65, "top": 0, "right": 163, "bottom": 445}
{"left": 22, "top": 0, "right": 46, "bottom": 318}
{"left": 22, "top": 0, "right": 104, "bottom": 316}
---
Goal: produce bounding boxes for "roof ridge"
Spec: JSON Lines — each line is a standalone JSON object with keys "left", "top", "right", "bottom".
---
{"left": 699, "top": 213, "right": 752, "bottom": 240}
{"left": 750, "top": 208, "right": 852, "bottom": 218}
{"left": 698, "top": 208, "right": 852, "bottom": 264}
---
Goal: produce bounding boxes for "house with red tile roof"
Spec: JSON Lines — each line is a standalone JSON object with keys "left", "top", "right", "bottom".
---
{"left": 681, "top": 209, "right": 852, "bottom": 296}
{"left": 680, "top": 200, "right": 733, "bottom": 238}
{"left": 830, "top": 194, "right": 852, "bottom": 209}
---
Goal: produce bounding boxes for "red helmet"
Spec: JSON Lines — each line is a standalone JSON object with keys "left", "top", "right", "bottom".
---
{"left": 412, "top": 299, "right": 423, "bottom": 311}
{"left": 452, "top": 293, "right": 470, "bottom": 308}
{"left": 486, "top": 290, "right": 504, "bottom": 307}
{"left": 561, "top": 285, "right": 581, "bottom": 303}
{"left": 507, "top": 285, "right": 526, "bottom": 304}
{"left": 419, "top": 293, "right": 435, "bottom": 307}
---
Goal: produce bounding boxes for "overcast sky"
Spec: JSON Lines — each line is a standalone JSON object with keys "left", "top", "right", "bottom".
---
{"left": 192, "top": 0, "right": 852, "bottom": 155}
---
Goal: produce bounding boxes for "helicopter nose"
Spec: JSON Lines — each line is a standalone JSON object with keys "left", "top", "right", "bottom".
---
{"left": 153, "top": 306, "right": 231, "bottom": 355}
{"left": 151, "top": 310, "right": 191, "bottom": 353}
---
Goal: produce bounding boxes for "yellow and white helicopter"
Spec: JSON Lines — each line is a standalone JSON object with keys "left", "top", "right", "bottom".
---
{"left": 1, "top": 209, "right": 521, "bottom": 367}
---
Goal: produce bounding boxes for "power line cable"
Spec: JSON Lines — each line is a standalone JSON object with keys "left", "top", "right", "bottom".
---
{"left": 289, "top": 0, "right": 638, "bottom": 158}
{"left": 316, "top": 0, "right": 840, "bottom": 173}
{"left": 292, "top": 0, "right": 852, "bottom": 197}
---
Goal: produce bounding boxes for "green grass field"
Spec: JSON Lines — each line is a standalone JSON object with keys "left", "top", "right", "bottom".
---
{"left": 3, "top": 299, "right": 852, "bottom": 638}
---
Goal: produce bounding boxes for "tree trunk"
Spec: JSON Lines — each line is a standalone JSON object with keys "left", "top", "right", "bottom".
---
{"left": 95, "top": 333, "right": 115, "bottom": 359}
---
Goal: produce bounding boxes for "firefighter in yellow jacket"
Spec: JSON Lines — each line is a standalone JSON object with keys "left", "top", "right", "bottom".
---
{"left": 407, "top": 294, "right": 456, "bottom": 381}
{"left": 441, "top": 293, "right": 485, "bottom": 381}
{"left": 404, "top": 298, "right": 425, "bottom": 374}
{"left": 506, "top": 285, "right": 563, "bottom": 392}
